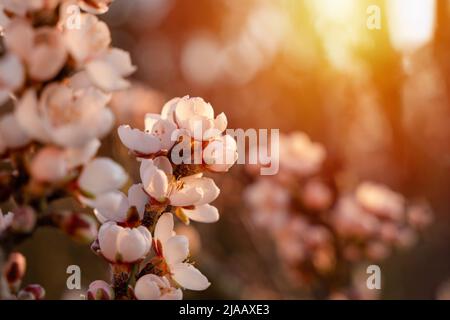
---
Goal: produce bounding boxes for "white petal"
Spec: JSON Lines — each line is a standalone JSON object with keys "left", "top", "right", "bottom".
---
{"left": 182, "top": 204, "right": 219, "bottom": 223}
{"left": 169, "top": 186, "right": 203, "bottom": 207}
{"left": 164, "top": 235, "right": 189, "bottom": 265}
{"left": 161, "top": 97, "right": 182, "bottom": 123}
{"left": 181, "top": 176, "right": 220, "bottom": 206}
{"left": 142, "top": 166, "right": 168, "bottom": 201}
{"left": 144, "top": 114, "right": 177, "bottom": 150}
{"left": 171, "top": 263, "right": 210, "bottom": 291}
{"left": 86, "top": 59, "right": 130, "bottom": 92}
{"left": 14, "top": 89, "right": 51, "bottom": 143}
{"left": 153, "top": 156, "right": 173, "bottom": 176}
{"left": 98, "top": 222, "right": 121, "bottom": 261}
{"left": 154, "top": 212, "right": 174, "bottom": 245}
{"left": 78, "top": 158, "right": 127, "bottom": 196}
{"left": 134, "top": 275, "right": 161, "bottom": 300}
{"left": 117, "top": 227, "right": 151, "bottom": 263}
{"left": 64, "top": 139, "right": 101, "bottom": 170}
{"left": 118, "top": 125, "right": 162, "bottom": 155}
{"left": 103, "top": 48, "right": 136, "bottom": 77}
{"left": 128, "top": 184, "right": 149, "bottom": 217}
{"left": 90, "top": 191, "right": 129, "bottom": 223}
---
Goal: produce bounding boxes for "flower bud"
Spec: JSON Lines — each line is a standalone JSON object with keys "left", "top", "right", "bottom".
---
{"left": 57, "top": 211, "right": 98, "bottom": 244}
{"left": 98, "top": 221, "right": 152, "bottom": 263}
{"left": 87, "top": 280, "right": 114, "bottom": 300}
{"left": 11, "top": 206, "right": 36, "bottom": 233}
{"left": 3, "top": 252, "right": 26, "bottom": 289}
{"left": 18, "top": 284, "right": 45, "bottom": 300}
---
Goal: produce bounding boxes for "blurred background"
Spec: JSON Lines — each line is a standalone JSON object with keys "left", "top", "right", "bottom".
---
{"left": 18, "top": 0, "right": 450, "bottom": 299}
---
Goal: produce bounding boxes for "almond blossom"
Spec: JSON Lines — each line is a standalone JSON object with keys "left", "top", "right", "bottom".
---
{"left": 134, "top": 274, "right": 182, "bottom": 300}
{"left": 152, "top": 212, "right": 210, "bottom": 291}
{"left": 98, "top": 221, "right": 152, "bottom": 263}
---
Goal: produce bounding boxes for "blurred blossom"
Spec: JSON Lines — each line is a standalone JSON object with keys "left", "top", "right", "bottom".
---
{"left": 181, "top": 33, "right": 222, "bottom": 88}
{"left": 244, "top": 130, "right": 433, "bottom": 296}
{"left": 387, "top": 0, "right": 436, "bottom": 53}
{"left": 110, "top": 83, "right": 164, "bottom": 128}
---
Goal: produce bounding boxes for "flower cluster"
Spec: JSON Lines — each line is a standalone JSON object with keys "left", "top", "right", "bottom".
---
{"left": 86, "top": 96, "right": 238, "bottom": 300}
{"left": 0, "top": 0, "right": 135, "bottom": 299}
{"left": 244, "top": 132, "right": 433, "bottom": 298}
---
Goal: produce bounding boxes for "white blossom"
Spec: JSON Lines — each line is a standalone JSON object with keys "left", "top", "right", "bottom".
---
{"left": 98, "top": 221, "right": 151, "bottom": 263}
{"left": 154, "top": 212, "right": 210, "bottom": 290}
{"left": 134, "top": 274, "right": 182, "bottom": 300}
{"left": 78, "top": 157, "right": 127, "bottom": 197}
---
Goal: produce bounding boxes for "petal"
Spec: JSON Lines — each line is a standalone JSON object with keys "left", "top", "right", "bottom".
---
{"left": 0, "top": 113, "right": 30, "bottom": 149}
{"left": 134, "top": 275, "right": 161, "bottom": 300}
{"left": 154, "top": 212, "right": 174, "bottom": 245}
{"left": 181, "top": 176, "right": 220, "bottom": 206}
{"left": 118, "top": 125, "right": 162, "bottom": 155}
{"left": 145, "top": 114, "right": 177, "bottom": 150}
{"left": 164, "top": 235, "right": 189, "bottom": 265}
{"left": 64, "top": 139, "right": 101, "bottom": 170}
{"left": 30, "top": 147, "right": 68, "bottom": 183}
{"left": 98, "top": 222, "right": 121, "bottom": 262}
{"left": 117, "top": 227, "right": 149, "bottom": 263}
{"left": 90, "top": 191, "right": 130, "bottom": 223}
{"left": 169, "top": 185, "right": 203, "bottom": 207}
{"left": 161, "top": 97, "right": 182, "bottom": 123}
{"left": 78, "top": 158, "right": 127, "bottom": 196}
{"left": 128, "top": 184, "right": 149, "bottom": 217}
{"left": 103, "top": 48, "right": 136, "bottom": 77}
{"left": 0, "top": 53, "right": 25, "bottom": 91}
{"left": 182, "top": 204, "right": 219, "bottom": 223}
{"left": 153, "top": 156, "right": 173, "bottom": 176}
{"left": 160, "top": 288, "right": 183, "bottom": 300}
{"left": 14, "top": 89, "right": 51, "bottom": 143}
{"left": 86, "top": 59, "right": 130, "bottom": 91}
{"left": 142, "top": 166, "right": 168, "bottom": 201}
{"left": 171, "top": 263, "right": 210, "bottom": 291}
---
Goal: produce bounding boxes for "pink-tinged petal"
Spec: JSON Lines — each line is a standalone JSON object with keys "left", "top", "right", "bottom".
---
{"left": 78, "top": 0, "right": 112, "bottom": 14}
{"left": 181, "top": 176, "right": 220, "bottom": 205}
{"left": 30, "top": 147, "right": 68, "bottom": 183}
{"left": 4, "top": 19, "right": 33, "bottom": 60}
{"left": 203, "top": 134, "right": 238, "bottom": 172}
{"left": 64, "top": 139, "right": 101, "bottom": 170}
{"left": 145, "top": 114, "right": 177, "bottom": 150}
{"left": 90, "top": 191, "right": 129, "bottom": 223}
{"left": 142, "top": 166, "right": 168, "bottom": 201}
{"left": 98, "top": 222, "right": 121, "bottom": 261}
{"left": 27, "top": 27, "right": 67, "bottom": 81}
{"left": 86, "top": 59, "right": 130, "bottom": 91}
{"left": 154, "top": 212, "right": 174, "bottom": 244}
{"left": 171, "top": 263, "right": 210, "bottom": 291}
{"left": 164, "top": 235, "right": 189, "bottom": 265}
{"left": 104, "top": 48, "right": 136, "bottom": 77}
{"left": 78, "top": 158, "right": 127, "bottom": 196}
{"left": 94, "top": 108, "right": 115, "bottom": 140}
{"left": 14, "top": 89, "right": 51, "bottom": 143}
{"left": 128, "top": 184, "right": 149, "bottom": 217}
{"left": 118, "top": 125, "right": 162, "bottom": 155}
{"left": 0, "top": 53, "right": 24, "bottom": 91}
{"left": 0, "top": 113, "right": 30, "bottom": 149}
{"left": 175, "top": 97, "right": 214, "bottom": 127}
{"left": 153, "top": 156, "right": 173, "bottom": 176}
{"left": 214, "top": 112, "right": 228, "bottom": 132}
{"left": 64, "top": 14, "right": 110, "bottom": 65}
{"left": 182, "top": 204, "right": 219, "bottom": 223}
{"left": 169, "top": 186, "right": 203, "bottom": 207}
{"left": 117, "top": 227, "right": 151, "bottom": 263}
{"left": 161, "top": 97, "right": 182, "bottom": 123}
{"left": 134, "top": 275, "right": 161, "bottom": 300}
{"left": 160, "top": 288, "right": 183, "bottom": 300}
